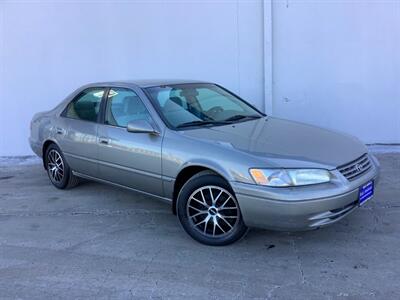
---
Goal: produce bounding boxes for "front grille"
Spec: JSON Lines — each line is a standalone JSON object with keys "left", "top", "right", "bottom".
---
{"left": 337, "top": 153, "right": 371, "bottom": 181}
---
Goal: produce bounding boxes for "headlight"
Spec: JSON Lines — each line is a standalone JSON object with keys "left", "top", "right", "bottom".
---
{"left": 249, "top": 169, "right": 331, "bottom": 187}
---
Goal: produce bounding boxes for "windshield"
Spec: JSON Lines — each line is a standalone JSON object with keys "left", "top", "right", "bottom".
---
{"left": 145, "top": 83, "right": 263, "bottom": 129}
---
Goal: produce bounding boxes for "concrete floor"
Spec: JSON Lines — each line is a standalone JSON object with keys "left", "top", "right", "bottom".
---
{"left": 0, "top": 153, "right": 399, "bottom": 299}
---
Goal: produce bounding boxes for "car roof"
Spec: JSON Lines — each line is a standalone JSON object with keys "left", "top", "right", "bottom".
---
{"left": 85, "top": 79, "right": 211, "bottom": 89}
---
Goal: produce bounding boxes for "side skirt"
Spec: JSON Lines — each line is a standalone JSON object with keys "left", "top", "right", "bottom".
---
{"left": 72, "top": 171, "right": 173, "bottom": 205}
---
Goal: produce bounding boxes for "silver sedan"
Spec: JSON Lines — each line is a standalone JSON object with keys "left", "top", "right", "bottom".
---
{"left": 29, "top": 80, "right": 380, "bottom": 245}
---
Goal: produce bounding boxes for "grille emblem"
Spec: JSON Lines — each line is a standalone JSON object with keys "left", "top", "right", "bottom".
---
{"left": 338, "top": 154, "right": 371, "bottom": 181}
{"left": 355, "top": 163, "right": 363, "bottom": 172}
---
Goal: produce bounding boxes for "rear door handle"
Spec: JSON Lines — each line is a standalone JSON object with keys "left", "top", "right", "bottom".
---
{"left": 56, "top": 127, "right": 65, "bottom": 135}
{"left": 99, "top": 137, "right": 110, "bottom": 145}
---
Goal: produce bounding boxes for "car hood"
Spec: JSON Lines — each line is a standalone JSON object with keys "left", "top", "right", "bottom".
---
{"left": 180, "top": 117, "right": 367, "bottom": 169}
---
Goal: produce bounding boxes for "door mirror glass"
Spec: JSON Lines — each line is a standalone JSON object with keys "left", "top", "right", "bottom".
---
{"left": 127, "top": 120, "right": 158, "bottom": 135}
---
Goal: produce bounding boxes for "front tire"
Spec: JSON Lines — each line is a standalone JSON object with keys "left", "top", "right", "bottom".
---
{"left": 45, "top": 144, "right": 79, "bottom": 189}
{"left": 177, "top": 173, "right": 248, "bottom": 246}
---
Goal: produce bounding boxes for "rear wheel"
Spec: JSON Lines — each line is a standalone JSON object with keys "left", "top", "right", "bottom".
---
{"left": 45, "top": 144, "right": 79, "bottom": 189}
{"left": 177, "top": 173, "right": 248, "bottom": 246}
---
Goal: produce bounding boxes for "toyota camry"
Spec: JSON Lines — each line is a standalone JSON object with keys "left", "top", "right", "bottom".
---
{"left": 29, "top": 80, "right": 380, "bottom": 245}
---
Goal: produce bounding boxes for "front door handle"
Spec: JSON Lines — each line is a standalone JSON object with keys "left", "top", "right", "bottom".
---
{"left": 99, "top": 137, "right": 110, "bottom": 145}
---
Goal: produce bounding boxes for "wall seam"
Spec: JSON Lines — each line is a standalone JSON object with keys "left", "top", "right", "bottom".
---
{"left": 263, "top": 0, "right": 273, "bottom": 115}
{"left": 236, "top": 0, "right": 241, "bottom": 95}
{"left": 0, "top": 2, "right": 5, "bottom": 154}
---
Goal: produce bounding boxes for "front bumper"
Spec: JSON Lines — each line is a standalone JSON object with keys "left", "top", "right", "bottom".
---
{"left": 231, "top": 154, "right": 380, "bottom": 231}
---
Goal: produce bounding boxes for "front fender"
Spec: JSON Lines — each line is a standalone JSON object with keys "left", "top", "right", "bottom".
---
{"left": 176, "top": 159, "right": 233, "bottom": 183}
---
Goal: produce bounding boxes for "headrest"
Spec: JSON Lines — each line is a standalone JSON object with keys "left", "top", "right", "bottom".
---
{"left": 74, "top": 101, "right": 97, "bottom": 121}
{"left": 180, "top": 89, "right": 199, "bottom": 97}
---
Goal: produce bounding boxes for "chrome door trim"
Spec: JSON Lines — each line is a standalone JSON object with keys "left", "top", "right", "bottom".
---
{"left": 97, "top": 159, "right": 163, "bottom": 179}
{"left": 72, "top": 171, "right": 173, "bottom": 204}
{"left": 63, "top": 152, "right": 98, "bottom": 164}
{"left": 66, "top": 151, "right": 166, "bottom": 180}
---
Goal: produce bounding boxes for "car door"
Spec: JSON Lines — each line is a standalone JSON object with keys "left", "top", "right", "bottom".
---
{"left": 97, "top": 87, "right": 163, "bottom": 196}
{"left": 57, "top": 87, "right": 105, "bottom": 176}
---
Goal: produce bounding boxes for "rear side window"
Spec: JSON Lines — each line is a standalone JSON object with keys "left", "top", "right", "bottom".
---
{"left": 64, "top": 88, "right": 104, "bottom": 122}
{"left": 105, "top": 88, "right": 151, "bottom": 127}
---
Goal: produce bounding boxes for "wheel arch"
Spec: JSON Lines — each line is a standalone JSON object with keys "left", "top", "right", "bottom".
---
{"left": 171, "top": 163, "right": 232, "bottom": 215}
{"left": 42, "top": 139, "right": 61, "bottom": 169}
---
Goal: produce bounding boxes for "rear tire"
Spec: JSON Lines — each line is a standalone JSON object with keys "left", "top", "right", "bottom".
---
{"left": 177, "top": 173, "right": 248, "bottom": 246}
{"left": 44, "top": 144, "right": 79, "bottom": 189}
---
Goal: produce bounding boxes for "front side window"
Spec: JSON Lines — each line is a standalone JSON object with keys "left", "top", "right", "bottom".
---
{"left": 146, "top": 83, "right": 262, "bottom": 129}
{"left": 105, "top": 88, "right": 151, "bottom": 127}
{"left": 65, "top": 88, "right": 104, "bottom": 122}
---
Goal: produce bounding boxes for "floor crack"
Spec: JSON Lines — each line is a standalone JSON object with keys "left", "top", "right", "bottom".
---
{"left": 290, "top": 235, "right": 306, "bottom": 285}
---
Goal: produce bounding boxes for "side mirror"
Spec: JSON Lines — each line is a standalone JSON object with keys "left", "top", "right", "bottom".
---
{"left": 126, "top": 120, "right": 159, "bottom": 135}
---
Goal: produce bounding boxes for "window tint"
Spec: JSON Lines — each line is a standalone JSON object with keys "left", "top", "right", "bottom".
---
{"left": 65, "top": 88, "right": 104, "bottom": 122}
{"left": 105, "top": 88, "right": 151, "bottom": 127}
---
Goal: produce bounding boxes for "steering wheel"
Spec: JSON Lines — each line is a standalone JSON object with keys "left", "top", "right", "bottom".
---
{"left": 206, "top": 106, "right": 224, "bottom": 117}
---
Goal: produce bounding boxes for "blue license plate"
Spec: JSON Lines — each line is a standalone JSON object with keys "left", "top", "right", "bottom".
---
{"left": 359, "top": 180, "right": 374, "bottom": 205}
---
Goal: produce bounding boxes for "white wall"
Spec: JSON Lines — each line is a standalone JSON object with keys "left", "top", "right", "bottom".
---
{"left": 0, "top": 0, "right": 264, "bottom": 155}
{"left": 0, "top": 0, "right": 399, "bottom": 156}
{"left": 271, "top": 0, "right": 400, "bottom": 144}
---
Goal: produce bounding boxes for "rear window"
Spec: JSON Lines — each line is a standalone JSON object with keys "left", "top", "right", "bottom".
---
{"left": 64, "top": 88, "right": 104, "bottom": 122}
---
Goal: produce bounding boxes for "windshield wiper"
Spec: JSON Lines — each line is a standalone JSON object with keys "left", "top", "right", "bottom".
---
{"left": 176, "top": 120, "right": 227, "bottom": 129}
{"left": 177, "top": 115, "right": 262, "bottom": 128}
{"left": 224, "top": 114, "right": 262, "bottom": 123}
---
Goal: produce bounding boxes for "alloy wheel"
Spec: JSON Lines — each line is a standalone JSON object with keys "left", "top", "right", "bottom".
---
{"left": 186, "top": 185, "right": 240, "bottom": 237}
{"left": 47, "top": 149, "right": 64, "bottom": 183}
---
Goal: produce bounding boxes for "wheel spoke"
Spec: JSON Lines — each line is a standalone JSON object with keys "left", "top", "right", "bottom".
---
{"left": 194, "top": 215, "right": 210, "bottom": 227}
{"left": 214, "top": 190, "right": 223, "bottom": 205}
{"left": 188, "top": 205, "right": 206, "bottom": 213}
{"left": 219, "top": 206, "right": 237, "bottom": 210}
{"left": 209, "top": 187, "right": 215, "bottom": 205}
{"left": 220, "top": 215, "right": 238, "bottom": 219}
{"left": 220, "top": 196, "right": 231, "bottom": 208}
{"left": 190, "top": 197, "right": 209, "bottom": 208}
{"left": 190, "top": 211, "right": 208, "bottom": 219}
{"left": 199, "top": 189, "right": 207, "bottom": 206}
{"left": 212, "top": 216, "right": 217, "bottom": 236}
{"left": 203, "top": 215, "right": 211, "bottom": 233}
{"left": 215, "top": 220, "right": 226, "bottom": 234}
{"left": 218, "top": 215, "right": 233, "bottom": 229}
